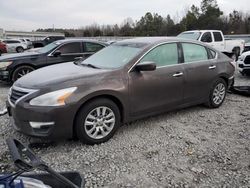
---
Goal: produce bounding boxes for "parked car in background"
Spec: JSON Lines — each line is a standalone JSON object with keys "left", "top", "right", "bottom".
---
{"left": 0, "top": 41, "right": 7, "bottom": 56}
{"left": 0, "top": 39, "right": 107, "bottom": 82}
{"left": 7, "top": 37, "right": 235, "bottom": 144}
{"left": 32, "top": 36, "right": 65, "bottom": 48}
{"left": 19, "top": 38, "right": 33, "bottom": 49}
{"left": 237, "top": 51, "right": 250, "bottom": 75}
{"left": 2, "top": 39, "right": 28, "bottom": 53}
{"left": 178, "top": 30, "right": 245, "bottom": 60}
{"left": 225, "top": 35, "right": 250, "bottom": 53}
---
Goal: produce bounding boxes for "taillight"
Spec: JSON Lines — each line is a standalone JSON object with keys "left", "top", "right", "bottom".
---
{"left": 229, "top": 61, "right": 236, "bottom": 69}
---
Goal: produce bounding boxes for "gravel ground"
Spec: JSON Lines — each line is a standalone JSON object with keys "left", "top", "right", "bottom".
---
{"left": 0, "top": 73, "right": 249, "bottom": 188}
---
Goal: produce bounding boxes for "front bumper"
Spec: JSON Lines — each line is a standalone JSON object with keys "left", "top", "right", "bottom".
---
{"left": 0, "top": 70, "right": 10, "bottom": 81}
{"left": 237, "top": 60, "right": 250, "bottom": 74}
{"left": 6, "top": 99, "right": 77, "bottom": 140}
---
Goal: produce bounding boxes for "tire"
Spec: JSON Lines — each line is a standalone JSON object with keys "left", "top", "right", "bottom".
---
{"left": 16, "top": 46, "right": 24, "bottom": 53}
{"left": 0, "top": 50, "right": 2, "bottom": 56}
{"left": 75, "top": 98, "right": 121, "bottom": 145}
{"left": 205, "top": 78, "right": 227, "bottom": 108}
{"left": 232, "top": 48, "right": 240, "bottom": 61}
{"left": 12, "top": 65, "right": 35, "bottom": 82}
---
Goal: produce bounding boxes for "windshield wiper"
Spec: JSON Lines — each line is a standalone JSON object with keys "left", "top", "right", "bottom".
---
{"left": 81, "top": 63, "right": 100, "bottom": 69}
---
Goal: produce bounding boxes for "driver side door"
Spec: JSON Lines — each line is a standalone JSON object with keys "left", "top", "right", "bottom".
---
{"left": 128, "top": 43, "right": 184, "bottom": 117}
{"left": 47, "top": 42, "right": 83, "bottom": 65}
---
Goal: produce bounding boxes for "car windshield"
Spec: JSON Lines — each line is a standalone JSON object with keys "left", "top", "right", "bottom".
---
{"left": 80, "top": 43, "right": 146, "bottom": 69}
{"left": 177, "top": 32, "right": 201, "bottom": 40}
{"left": 38, "top": 42, "right": 61, "bottom": 53}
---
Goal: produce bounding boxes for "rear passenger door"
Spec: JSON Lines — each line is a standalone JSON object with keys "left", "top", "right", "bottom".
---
{"left": 181, "top": 43, "right": 218, "bottom": 104}
{"left": 212, "top": 32, "right": 224, "bottom": 51}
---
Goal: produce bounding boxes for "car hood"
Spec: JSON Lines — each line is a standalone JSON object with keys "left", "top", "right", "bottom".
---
{"left": 15, "top": 62, "right": 110, "bottom": 89}
{"left": 0, "top": 51, "right": 40, "bottom": 61}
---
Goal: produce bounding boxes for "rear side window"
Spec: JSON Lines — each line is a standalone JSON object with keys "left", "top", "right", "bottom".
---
{"left": 58, "top": 42, "right": 81, "bottom": 54}
{"left": 140, "top": 43, "right": 178, "bottom": 67}
{"left": 201, "top": 32, "right": 212, "bottom": 43}
{"left": 85, "top": 42, "right": 105, "bottom": 52}
{"left": 213, "top": 32, "right": 223, "bottom": 42}
{"left": 182, "top": 43, "right": 208, "bottom": 62}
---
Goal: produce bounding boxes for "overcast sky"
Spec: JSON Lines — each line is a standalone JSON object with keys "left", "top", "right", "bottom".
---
{"left": 0, "top": 0, "right": 249, "bottom": 31}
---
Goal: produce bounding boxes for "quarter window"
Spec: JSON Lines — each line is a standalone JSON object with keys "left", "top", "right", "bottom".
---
{"left": 58, "top": 42, "right": 81, "bottom": 54}
{"left": 85, "top": 42, "right": 104, "bottom": 52}
{"left": 140, "top": 43, "right": 178, "bottom": 67}
{"left": 213, "top": 32, "right": 223, "bottom": 42}
{"left": 182, "top": 43, "right": 208, "bottom": 62}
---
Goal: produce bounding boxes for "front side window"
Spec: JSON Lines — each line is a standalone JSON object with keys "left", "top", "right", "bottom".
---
{"left": 58, "top": 42, "right": 81, "bottom": 54}
{"left": 182, "top": 43, "right": 208, "bottom": 63}
{"left": 140, "top": 43, "right": 178, "bottom": 67}
{"left": 201, "top": 32, "right": 212, "bottom": 43}
{"left": 85, "top": 42, "right": 105, "bottom": 52}
{"left": 213, "top": 32, "right": 223, "bottom": 42}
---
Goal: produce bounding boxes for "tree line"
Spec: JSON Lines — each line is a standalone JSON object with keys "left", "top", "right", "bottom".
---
{"left": 37, "top": 0, "right": 250, "bottom": 37}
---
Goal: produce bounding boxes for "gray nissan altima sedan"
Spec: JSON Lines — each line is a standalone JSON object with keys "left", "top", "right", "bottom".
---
{"left": 7, "top": 37, "right": 235, "bottom": 145}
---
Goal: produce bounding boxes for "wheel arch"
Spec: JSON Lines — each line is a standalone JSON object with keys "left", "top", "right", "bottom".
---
{"left": 72, "top": 93, "right": 126, "bottom": 138}
{"left": 10, "top": 64, "right": 36, "bottom": 82}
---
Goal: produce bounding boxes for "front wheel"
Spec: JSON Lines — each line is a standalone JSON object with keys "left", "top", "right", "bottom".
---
{"left": 16, "top": 46, "right": 24, "bottom": 53}
{"left": 75, "top": 98, "right": 121, "bottom": 145}
{"left": 12, "top": 65, "right": 35, "bottom": 82}
{"left": 205, "top": 78, "right": 227, "bottom": 108}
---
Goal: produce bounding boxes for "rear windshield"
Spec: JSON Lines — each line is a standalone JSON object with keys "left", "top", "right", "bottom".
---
{"left": 177, "top": 32, "right": 201, "bottom": 40}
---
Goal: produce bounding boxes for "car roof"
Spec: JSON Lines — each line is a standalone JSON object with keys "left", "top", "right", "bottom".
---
{"left": 181, "top": 30, "right": 222, "bottom": 33}
{"left": 116, "top": 37, "right": 208, "bottom": 47}
{"left": 56, "top": 39, "right": 108, "bottom": 46}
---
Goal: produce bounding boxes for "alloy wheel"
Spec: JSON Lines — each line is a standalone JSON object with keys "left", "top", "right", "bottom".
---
{"left": 212, "top": 83, "right": 226, "bottom": 105}
{"left": 84, "top": 106, "right": 115, "bottom": 139}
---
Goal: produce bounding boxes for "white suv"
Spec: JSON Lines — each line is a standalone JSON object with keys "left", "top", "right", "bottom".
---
{"left": 2, "top": 39, "right": 28, "bottom": 53}
{"left": 237, "top": 51, "right": 250, "bottom": 75}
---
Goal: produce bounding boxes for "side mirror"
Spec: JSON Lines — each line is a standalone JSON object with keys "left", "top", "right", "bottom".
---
{"left": 135, "top": 62, "right": 156, "bottom": 71}
{"left": 53, "top": 50, "right": 61, "bottom": 57}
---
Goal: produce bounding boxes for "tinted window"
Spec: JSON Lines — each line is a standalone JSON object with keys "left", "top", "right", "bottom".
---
{"left": 182, "top": 43, "right": 208, "bottom": 62}
{"left": 201, "top": 32, "right": 212, "bottom": 43}
{"left": 213, "top": 32, "right": 223, "bottom": 42}
{"left": 58, "top": 42, "right": 81, "bottom": 54}
{"left": 4, "top": 40, "right": 20, "bottom": 44}
{"left": 85, "top": 42, "right": 104, "bottom": 52}
{"left": 140, "top": 43, "right": 178, "bottom": 67}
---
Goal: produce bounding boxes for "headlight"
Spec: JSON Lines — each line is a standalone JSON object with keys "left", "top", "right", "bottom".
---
{"left": 29, "top": 87, "right": 77, "bottom": 106}
{"left": 0, "top": 61, "right": 12, "bottom": 70}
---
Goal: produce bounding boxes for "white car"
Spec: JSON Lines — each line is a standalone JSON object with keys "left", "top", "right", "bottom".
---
{"left": 2, "top": 39, "right": 28, "bottom": 53}
{"left": 178, "top": 30, "right": 245, "bottom": 60}
{"left": 19, "top": 38, "right": 33, "bottom": 49}
{"left": 237, "top": 51, "right": 250, "bottom": 75}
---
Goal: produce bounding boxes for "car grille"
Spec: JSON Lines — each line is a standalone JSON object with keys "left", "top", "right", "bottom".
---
{"left": 9, "top": 87, "right": 29, "bottom": 105}
{"left": 244, "top": 56, "right": 250, "bottom": 65}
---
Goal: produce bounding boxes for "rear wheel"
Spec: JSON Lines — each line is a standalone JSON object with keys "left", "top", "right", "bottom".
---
{"left": 16, "top": 46, "right": 24, "bottom": 53}
{"left": 75, "top": 98, "right": 121, "bottom": 145}
{"left": 205, "top": 78, "right": 227, "bottom": 108}
{"left": 12, "top": 65, "right": 35, "bottom": 82}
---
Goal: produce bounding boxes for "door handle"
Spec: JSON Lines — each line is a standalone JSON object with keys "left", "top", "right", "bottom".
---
{"left": 208, "top": 65, "right": 216, "bottom": 70}
{"left": 173, "top": 72, "right": 183, "bottom": 77}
